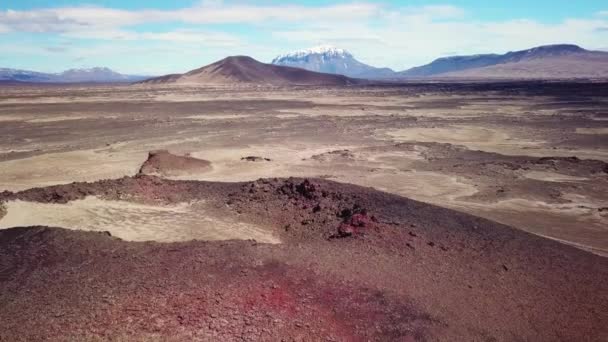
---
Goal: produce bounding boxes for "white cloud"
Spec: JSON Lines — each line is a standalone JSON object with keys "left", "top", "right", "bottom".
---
{"left": 1, "top": 2, "right": 607, "bottom": 72}
{"left": 183, "top": 3, "right": 379, "bottom": 24}
{"left": 271, "top": 7, "right": 608, "bottom": 69}
{"left": 140, "top": 30, "right": 240, "bottom": 45}
{"left": 0, "top": 8, "right": 88, "bottom": 32}
{"left": 62, "top": 29, "right": 240, "bottom": 46}
{"left": 0, "top": 3, "right": 379, "bottom": 30}
{"left": 401, "top": 5, "right": 466, "bottom": 19}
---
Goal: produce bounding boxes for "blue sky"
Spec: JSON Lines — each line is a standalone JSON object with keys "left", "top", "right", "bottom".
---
{"left": 1, "top": 1, "right": 607, "bottom": 75}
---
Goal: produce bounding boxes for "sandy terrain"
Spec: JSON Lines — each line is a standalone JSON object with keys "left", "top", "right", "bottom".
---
{"left": 0, "top": 197, "right": 278, "bottom": 244}
{"left": 2, "top": 82, "right": 605, "bottom": 255}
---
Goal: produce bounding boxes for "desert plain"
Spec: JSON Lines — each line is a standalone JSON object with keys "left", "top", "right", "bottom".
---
{"left": 1, "top": 82, "right": 606, "bottom": 253}
{"left": 0, "top": 81, "right": 607, "bottom": 341}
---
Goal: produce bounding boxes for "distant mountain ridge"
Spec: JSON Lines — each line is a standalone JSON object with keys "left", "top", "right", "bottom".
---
{"left": 3, "top": 44, "right": 606, "bottom": 84}
{"left": 0, "top": 67, "right": 149, "bottom": 83}
{"left": 398, "top": 44, "right": 608, "bottom": 78}
{"left": 271, "top": 45, "right": 394, "bottom": 79}
{"left": 272, "top": 44, "right": 608, "bottom": 80}
{"left": 139, "top": 56, "right": 361, "bottom": 86}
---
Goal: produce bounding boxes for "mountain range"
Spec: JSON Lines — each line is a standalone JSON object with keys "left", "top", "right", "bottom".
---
{"left": 271, "top": 44, "right": 608, "bottom": 80}
{"left": 138, "top": 56, "right": 360, "bottom": 86}
{"left": 399, "top": 44, "right": 608, "bottom": 79}
{"left": 2, "top": 44, "right": 608, "bottom": 85}
{"left": 0, "top": 67, "right": 148, "bottom": 83}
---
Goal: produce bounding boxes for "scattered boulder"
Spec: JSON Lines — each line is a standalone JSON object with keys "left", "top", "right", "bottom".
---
{"left": 309, "top": 149, "right": 355, "bottom": 162}
{"left": 532, "top": 156, "right": 608, "bottom": 174}
{"left": 278, "top": 179, "right": 318, "bottom": 200}
{"left": 334, "top": 204, "right": 374, "bottom": 238}
{"left": 138, "top": 150, "right": 212, "bottom": 177}
{"left": 295, "top": 180, "right": 317, "bottom": 200}
{"left": 241, "top": 156, "right": 272, "bottom": 162}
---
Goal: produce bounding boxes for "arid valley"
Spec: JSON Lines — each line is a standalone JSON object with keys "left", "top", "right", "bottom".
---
{"left": 1, "top": 82, "right": 607, "bottom": 341}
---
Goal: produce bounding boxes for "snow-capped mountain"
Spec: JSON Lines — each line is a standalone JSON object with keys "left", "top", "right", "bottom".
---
{"left": 271, "top": 43, "right": 608, "bottom": 80}
{"left": 273, "top": 45, "right": 352, "bottom": 61}
{"left": 0, "top": 67, "right": 149, "bottom": 83}
{"left": 271, "top": 45, "right": 395, "bottom": 79}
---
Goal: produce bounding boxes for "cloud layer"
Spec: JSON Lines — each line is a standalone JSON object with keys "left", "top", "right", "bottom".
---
{"left": 1, "top": 2, "right": 607, "bottom": 73}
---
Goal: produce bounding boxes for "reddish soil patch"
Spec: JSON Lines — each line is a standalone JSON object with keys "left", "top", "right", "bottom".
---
{"left": 0, "top": 176, "right": 607, "bottom": 341}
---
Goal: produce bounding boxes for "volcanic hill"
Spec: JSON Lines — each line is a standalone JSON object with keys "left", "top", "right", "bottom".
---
{"left": 0, "top": 176, "right": 606, "bottom": 341}
{"left": 138, "top": 56, "right": 360, "bottom": 86}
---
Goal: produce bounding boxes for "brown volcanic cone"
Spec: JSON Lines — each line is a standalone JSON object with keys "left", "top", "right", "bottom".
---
{"left": 138, "top": 150, "right": 212, "bottom": 176}
{"left": 0, "top": 176, "right": 607, "bottom": 341}
{"left": 138, "top": 56, "right": 360, "bottom": 85}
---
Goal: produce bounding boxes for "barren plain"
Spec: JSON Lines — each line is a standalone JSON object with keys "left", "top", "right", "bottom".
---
{"left": 1, "top": 82, "right": 606, "bottom": 254}
{"left": 0, "top": 82, "right": 607, "bottom": 341}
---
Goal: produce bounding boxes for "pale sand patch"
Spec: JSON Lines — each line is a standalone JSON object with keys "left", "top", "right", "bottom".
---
{"left": 523, "top": 171, "right": 589, "bottom": 182}
{"left": 363, "top": 171, "right": 479, "bottom": 203}
{"left": 274, "top": 113, "right": 300, "bottom": 119}
{"left": 27, "top": 115, "right": 88, "bottom": 123}
{"left": 0, "top": 149, "right": 146, "bottom": 192}
{"left": 362, "top": 148, "right": 428, "bottom": 163}
{"left": 185, "top": 114, "right": 251, "bottom": 120}
{"left": 331, "top": 162, "right": 607, "bottom": 256}
{"left": 380, "top": 125, "right": 608, "bottom": 161}
{"left": 0, "top": 197, "right": 279, "bottom": 244}
{"left": 276, "top": 108, "right": 398, "bottom": 117}
{"left": 384, "top": 126, "right": 518, "bottom": 146}
{"left": 0, "top": 147, "right": 37, "bottom": 153}
{"left": 152, "top": 92, "right": 263, "bottom": 103}
{"left": 576, "top": 127, "right": 608, "bottom": 134}
{"left": 0, "top": 115, "right": 25, "bottom": 122}
{"left": 590, "top": 115, "right": 608, "bottom": 121}
{"left": 446, "top": 197, "right": 608, "bottom": 257}
{"left": 0, "top": 139, "right": 357, "bottom": 191}
{"left": 168, "top": 144, "right": 357, "bottom": 182}
{"left": 0, "top": 94, "right": 125, "bottom": 104}
{"left": 393, "top": 101, "right": 541, "bottom": 119}
{"left": 398, "top": 108, "right": 482, "bottom": 119}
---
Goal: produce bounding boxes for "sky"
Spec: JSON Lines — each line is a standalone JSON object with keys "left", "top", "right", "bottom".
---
{"left": 1, "top": 1, "right": 607, "bottom": 75}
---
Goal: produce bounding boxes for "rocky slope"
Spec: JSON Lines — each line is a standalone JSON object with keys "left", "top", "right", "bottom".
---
{"left": 0, "top": 176, "right": 607, "bottom": 341}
